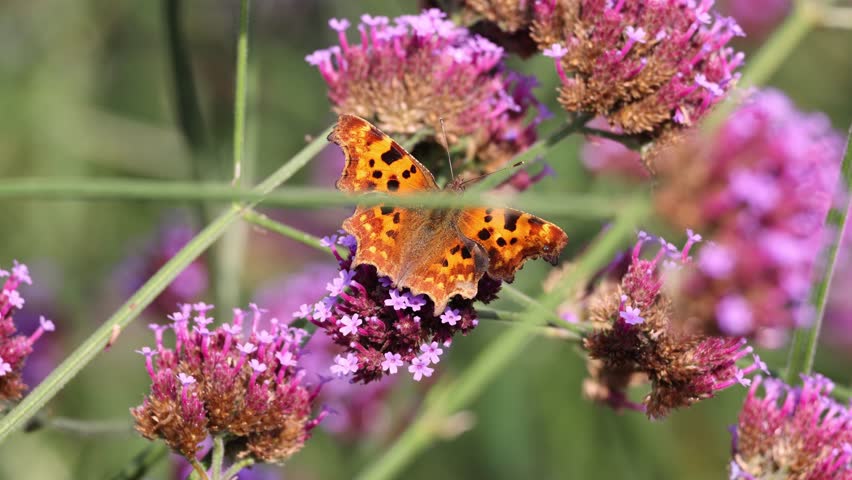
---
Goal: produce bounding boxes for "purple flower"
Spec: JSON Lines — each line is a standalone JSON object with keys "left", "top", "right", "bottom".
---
{"left": 730, "top": 375, "right": 851, "bottom": 478}
{"left": 655, "top": 89, "right": 844, "bottom": 343}
{"left": 419, "top": 341, "right": 444, "bottom": 364}
{"left": 381, "top": 352, "right": 404, "bottom": 375}
{"left": 309, "top": 233, "right": 499, "bottom": 383}
{"left": 307, "top": 9, "right": 547, "bottom": 177}
{"left": 580, "top": 118, "right": 650, "bottom": 179}
{"left": 825, "top": 227, "right": 852, "bottom": 350}
{"left": 618, "top": 305, "right": 644, "bottom": 325}
{"left": 337, "top": 314, "right": 363, "bottom": 336}
{"left": 721, "top": 0, "right": 791, "bottom": 41}
{"left": 533, "top": 0, "right": 744, "bottom": 134}
{"left": 131, "top": 303, "right": 325, "bottom": 462}
{"left": 582, "top": 233, "right": 757, "bottom": 418}
{"left": 1, "top": 261, "right": 55, "bottom": 400}
{"left": 330, "top": 353, "right": 359, "bottom": 377}
{"left": 408, "top": 357, "right": 435, "bottom": 382}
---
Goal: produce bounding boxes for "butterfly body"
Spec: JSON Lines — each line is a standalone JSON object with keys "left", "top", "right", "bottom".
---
{"left": 330, "top": 114, "right": 568, "bottom": 312}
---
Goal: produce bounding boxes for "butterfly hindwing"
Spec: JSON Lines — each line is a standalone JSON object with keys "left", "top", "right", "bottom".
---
{"left": 458, "top": 207, "right": 568, "bottom": 282}
{"left": 342, "top": 205, "right": 411, "bottom": 282}
{"left": 329, "top": 114, "right": 439, "bottom": 194}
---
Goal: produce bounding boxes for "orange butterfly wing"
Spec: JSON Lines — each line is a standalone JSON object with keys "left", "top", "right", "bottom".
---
{"left": 458, "top": 207, "right": 568, "bottom": 282}
{"left": 329, "top": 114, "right": 438, "bottom": 194}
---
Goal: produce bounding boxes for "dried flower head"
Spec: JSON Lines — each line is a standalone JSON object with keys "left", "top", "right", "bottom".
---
{"left": 654, "top": 89, "right": 844, "bottom": 344}
{"left": 131, "top": 303, "right": 325, "bottom": 462}
{"left": 293, "top": 233, "right": 501, "bottom": 384}
{"left": 307, "top": 9, "right": 548, "bottom": 177}
{"left": 731, "top": 374, "right": 851, "bottom": 479}
{"left": 1, "top": 261, "right": 55, "bottom": 402}
{"left": 533, "top": 0, "right": 744, "bottom": 134}
{"left": 463, "top": 0, "right": 535, "bottom": 33}
{"left": 581, "top": 232, "right": 763, "bottom": 419}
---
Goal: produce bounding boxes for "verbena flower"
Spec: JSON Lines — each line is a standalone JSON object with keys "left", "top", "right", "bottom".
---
{"left": 721, "top": 0, "right": 791, "bottom": 41}
{"left": 654, "top": 90, "right": 843, "bottom": 344}
{"left": 307, "top": 9, "right": 548, "bottom": 177}
{"left": 117, "top": 218, "right": 209, "bottom": 316}
{"left": 131, "top": 303, "right": 325, "bottom": 462}
{"left": 294, "top": 233, "right": 501, "bottom": 384}
{"left": 533, "top": 0, "right": 744, "bottom": 134}
{"left": 580, "top": 233, "right": 762, "bottom": 419}
{"left": 255, "top": 266, "right": 399, "bottom": 439}
{"left": 730, "top": 374, "right": 851, "bottom": 479}
{"left": 0, "top": 261, "right": 55, "bottom": 402}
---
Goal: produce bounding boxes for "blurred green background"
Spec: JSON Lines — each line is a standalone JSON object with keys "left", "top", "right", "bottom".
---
{"left": 0, "top": 1, "right": 850, "bottom": 479}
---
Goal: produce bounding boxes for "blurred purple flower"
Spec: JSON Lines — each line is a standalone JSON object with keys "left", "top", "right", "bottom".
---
{"left": 532, "top": 0, "right": 744, "bottom": 134}
{"left": 655, "top": 89, "right": 844, "bottom": 345}
{"left": 730, "top": 374, "right": 851, "bottom": 478}
{"left": 132, "top": 303, "right": 325, "bottom": 462}
{"left": 294, "top": 233, "right": 499, "bottom": 384}
{"left": 580, "top": 117, "right": 650, "bottom": 179}
{"left": 116, "top": 217, "right": 208, "bottom": 316}
{"left": 0, "top": 261, "right": 56, "bottom": 401}
{"left": 582, "top": 233, "right": 761, "bottom": 419}
{"left": 720, "top": 0, "right": 791, "bottom": 41}
{"left": 307, "top": 9, "right": 547, "bottom": 176}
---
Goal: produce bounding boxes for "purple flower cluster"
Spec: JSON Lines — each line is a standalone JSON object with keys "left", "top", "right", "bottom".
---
{"left": 293, "top": 233, "right": 500, "bottom": 384}
{"left": 131, "top": 303, "right": 325, "bottom": 462}
{"left": 720, "top": 0, "right": 791, "bottom": 41}
{"left": 0, "top": 261, "right": 55, "bottom": 401}
{"left": 655, "top": 90, "right": 843, "bottom": 345}
{"left": 731, "top": 374, "right": 851, "bottom": 479}
{"left": 255, "top": 266, "right": 400, "bottom": 439}
{"left": 533, "top": 0, "right": 744, "bottom": 134}
{"left": 582, "top": 232, "right": 764, "bottom": 418}
{"left": 306, "top": 9, "right": 548, "bottom": 175}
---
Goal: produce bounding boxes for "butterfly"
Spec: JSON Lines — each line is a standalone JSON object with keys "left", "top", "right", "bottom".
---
{"left": 328, "top": 114, "right": 569, "bottom": 312}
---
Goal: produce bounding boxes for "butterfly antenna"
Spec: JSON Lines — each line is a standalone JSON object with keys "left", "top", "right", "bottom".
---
{"left": 459, "top": 161, "right": 525, "bottom": 187}
{"left": 439, "top": 117, "right": 455, "bottom": 180}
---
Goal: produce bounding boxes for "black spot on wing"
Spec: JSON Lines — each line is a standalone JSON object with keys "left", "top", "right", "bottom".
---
{"left": 528, "top": 216, "right": 544, "bottom": 226}
{"left": 372, "top": 170, "right": 383, "bottom": 179}
{"left": 369, "top": 159, "right": 375, "bottom": 167}
{"left": 484, "top": 215, "right": 493, "bottom": 223}
{"left": 380, "top": 206, "right": 394, "bottom": 215}
{"left": 460, "top": 247, "right": 472, "bottom": 259}
{"left": 504, "top": 212, "right": 521, "bottom": 232}
{"left": 496, "top": 237, "right": 507, "bottom": 247}
{"left": 402, "top": 170, "right": 411, "bottom": 179}
{"left": 386, "top": 230, "right": 396, "bottom": 238}
{"left": 478, "top": 229, "right": 491, "bottom": 241}
{"left": 387, "top": 179, "right": 400, "bottom": 191}
{"left": 450, "top": 245, "right": 460, "bottom": 255}
{"left": 381, "top": 145, "right": 404, "bottom": 165}
{"left": 392, "top": 212, "right": 401, "bottom": 224}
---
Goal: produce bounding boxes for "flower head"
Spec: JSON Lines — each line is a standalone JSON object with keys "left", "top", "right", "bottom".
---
{"left": 580, "top": 233, "right": 759, "bottom": 418}
{"left": 532, "top": 0, "right": 744, "bottom": 134}
{"left": 1, "top": 261, "right": 56, "bottom": 401}
{"left": 307, "top": 9, "right": 547, "bottom": 178}
{"left": 131, "top": 302, "right": 325, "bottom": 462}
{"left": 730, "top": 375, "right": 851, "bottom": 479}
{"left": 654, "top": 89, "right": 844, "bottom": 344}
{"left": 298, "top": 232, "right": 501, "bottom": 383}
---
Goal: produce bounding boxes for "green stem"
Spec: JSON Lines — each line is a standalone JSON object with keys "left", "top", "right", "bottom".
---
{"left": 0, "top": 128, "right": 331, "bottom": 444}
{"left": 107, "top": 443, "right": 169, "bottom": 480}
{"left": 784, "top": 126, "right": 852, "bottom": 384}
{"left": 232, "top": 0, "right": 251, "bottom": 184}
{"left": 470, "top": 113, "right": 592, "bottom": 192}
{"left": 210, "top": 436, "right": 225, "bottom": 480}
{"left": 217, "top": 0, "right": 253, "bottom": 321}
{"left": 190, "top": 460, "right": 210, "bottom": 480}
{"left": 242, "top": 209, "right": 330, "bottom": 252}
{"left": 355, "top": 195, "right": 649, "bottom": 480}
{"left": 476, "top": 308, "right": 583, "bottom": 340}
{"left": 25, "top": 415, "right": 133, "bottom": 436}
{"left": 222, "top": 458, "right": 255, "bottom": 479}
{"left": 0, "top": 180, "right": 628, "bottom": 218}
